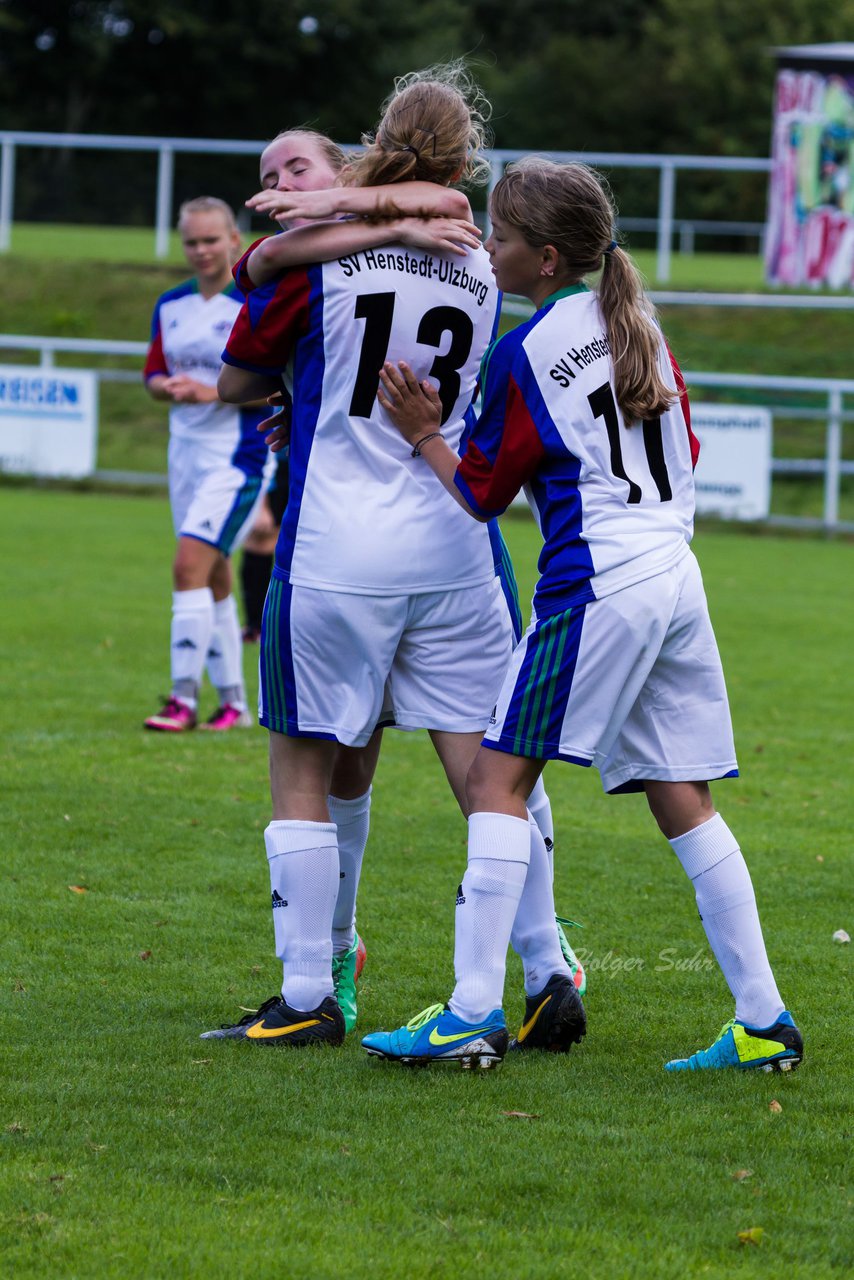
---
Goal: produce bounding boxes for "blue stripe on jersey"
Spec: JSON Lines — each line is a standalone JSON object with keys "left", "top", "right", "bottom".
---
{"left": 497, "top": 605, "right": 587, "bottom": 759}
{"left": 232, "top": 405, "right": 272, "bottom": 474}
{"left": 147, "top": 277, "right": 199, "bottom": 342}
{"left": 274, "top": 263, "right": 326, "bottom": 581}
{"left": 488, "top": 520, "right": 523, "bottom": 641}
{"left": 512, "top": 346, "right": 597, "bottom": 614}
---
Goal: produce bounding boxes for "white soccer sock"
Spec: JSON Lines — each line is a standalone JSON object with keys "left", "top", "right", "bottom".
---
{"left": 328, "top": 788, "right": 371, "bottom": 955}
{"left": 526, "top": 775, "right": 554, "bottom": 854}
{"left": 669, "top": 813, "right": 785, "bottom": 1028}
{"left": 449, "top": 812, "right": 531, "bottom": 1024}
{"left": 511, "top": 817, "right": 571, "bottom": 995}
{"left": 264, "top": 820, "right": 339, "bottom": 1013}
{"left": 170, "top": 587, "right": 215, "bottom": 707}
{"left": 206, "top": 594, "right": 246, "bottom": 709}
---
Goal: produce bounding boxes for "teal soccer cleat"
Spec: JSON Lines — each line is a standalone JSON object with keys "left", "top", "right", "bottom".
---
{"left": 362, "top": 1003, "right": 508, "bottom": 1069}
{"left": 665, "top": 1011, "right": 803, "bottom": 1072}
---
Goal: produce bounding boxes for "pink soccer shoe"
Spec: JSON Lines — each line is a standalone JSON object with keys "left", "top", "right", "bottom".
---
{"left": 199, "top": 704, "right": 252, "bottom": 731}
{"left": 144, "top": 696, "right": 197, "bottom": 732}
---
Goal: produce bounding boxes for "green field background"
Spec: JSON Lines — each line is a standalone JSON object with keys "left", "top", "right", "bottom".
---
{"left": 0, "top": 489, "right": 851, "bottom": 1278}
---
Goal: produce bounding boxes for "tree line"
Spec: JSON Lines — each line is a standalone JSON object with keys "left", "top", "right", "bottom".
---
{"left": 0, "top": 0, "right": 848, "bottom": 226}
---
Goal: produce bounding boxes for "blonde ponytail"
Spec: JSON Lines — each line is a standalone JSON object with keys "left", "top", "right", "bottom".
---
{"left": 344, "top": 61, "right": 492, "bottom": 192}
{"left": 598, "top": 246, "right": 676, "bottom": 425}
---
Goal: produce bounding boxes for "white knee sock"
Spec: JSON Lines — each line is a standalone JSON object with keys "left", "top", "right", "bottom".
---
{"left": 206, "top": 594, "right": 246, "bottom": 709}
{"left": 511, "top": 817, "right": 571, "bottom": 995}
{"left": 526, "top": 775, "right": 554, "bottom": 853}
{"left": 449, "top": 812, "right": 531, "bottom": 1023}
{"left": 328, "top": 789, "right": 371, "bottom": 955}
{"left": 264, "top": 820, "right": 339, "bottom": 1013}
{"left": 170, "top": 587, "right": 214, "bottom": 707}
{"left": 669, "top": 813, "right": 785, "bottom": 1028}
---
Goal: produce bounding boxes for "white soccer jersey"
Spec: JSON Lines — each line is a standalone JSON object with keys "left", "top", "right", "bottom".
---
{"left": 144, "top": 278, "right": 269, "bottom": 461}
{"left": 455, "top": 286, "right": 701, "bottom": 616}
{"left": 223, "top": 244, "right": 501, "bottom": 595}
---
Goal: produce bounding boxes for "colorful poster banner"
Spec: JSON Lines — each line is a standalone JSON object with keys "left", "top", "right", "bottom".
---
{"left": 766, "top": 62, "right": 854, "bottom": 287}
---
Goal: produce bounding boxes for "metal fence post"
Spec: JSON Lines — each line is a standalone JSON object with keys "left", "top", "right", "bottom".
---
{"left": 656, "top": 162, "right": 676, "bottom": 283}
{"left": 824, "top": 387, "right": 842, "bottom": 530}
{"left": 0, "top": 139, "right": 16, "bottom": 253}
{"left": 484, "top": 154, "right": 504, "bottom": 235}
{"left": 155, "top": 145, "right": 174, "bottom": 260}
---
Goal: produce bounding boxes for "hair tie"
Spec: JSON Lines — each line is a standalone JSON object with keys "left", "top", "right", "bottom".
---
{"left": 401, "top": 131, "right": 438, "bottom": 160}
{"left": 604, "top": 239, "right": 617, "bottom": 255}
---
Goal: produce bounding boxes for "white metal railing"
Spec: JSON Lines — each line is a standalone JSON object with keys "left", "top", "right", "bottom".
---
{"left": 0, "top": 330, "right": 850, "bottom": 532}
{"left": 0, "top": 130, "right": 773, "bottom": 281}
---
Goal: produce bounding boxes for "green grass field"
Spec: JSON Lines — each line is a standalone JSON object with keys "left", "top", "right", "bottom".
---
{"left": 0, "top": 488, "right": 851, "bottom": 1278}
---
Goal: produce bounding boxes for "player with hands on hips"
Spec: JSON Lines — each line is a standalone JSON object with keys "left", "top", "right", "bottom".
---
{"left": 368, "top": 157, "right": 802, "bottom": 1073}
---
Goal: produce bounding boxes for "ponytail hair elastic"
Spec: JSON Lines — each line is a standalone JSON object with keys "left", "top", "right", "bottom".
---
{"left": 604, "top": 239, "right": 617, "bottom": 254}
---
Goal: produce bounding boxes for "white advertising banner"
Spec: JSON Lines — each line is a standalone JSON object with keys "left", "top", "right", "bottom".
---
{"left": 691, "top": 403, "right": 772, "bottom": 521}
{"left": 0, "top": 365, "right": 98, "bottom": 478}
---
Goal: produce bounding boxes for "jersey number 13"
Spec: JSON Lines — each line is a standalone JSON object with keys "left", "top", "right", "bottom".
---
{"left": 349, "top": 292, "right": 474, "bottom": 425}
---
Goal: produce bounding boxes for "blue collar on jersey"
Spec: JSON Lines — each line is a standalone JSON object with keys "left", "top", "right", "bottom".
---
{"left": 539, "top": 283, "right": 590, "bottom": 309}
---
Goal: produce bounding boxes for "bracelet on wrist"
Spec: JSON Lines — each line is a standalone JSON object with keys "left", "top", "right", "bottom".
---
{"left": 411, "top": 431, "right": 443, "bottom": 457}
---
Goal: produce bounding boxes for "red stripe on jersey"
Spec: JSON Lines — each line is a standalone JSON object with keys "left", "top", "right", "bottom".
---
{"left": 667, "top": 347, "right": 699, "bottom": 469}
{"left": 232, "top": 237, "right": 268, "bottom": 294}
{"left": 225, "top": 267, "right": 312, "bottom": 372}
{"left": 457, "top": 372, "right": 545, "bottom": 515}
{"left": 143, "top": 327, "right": 167, "bottom": 380}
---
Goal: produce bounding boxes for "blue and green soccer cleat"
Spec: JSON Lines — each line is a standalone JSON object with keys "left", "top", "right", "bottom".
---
{"left": 665, "top": 1011, "right": 803, "bottom": 1072}
{"left": 332, "top": 933, "right": 367, "bottom": 1033}
{"left": 362, "top": 1003, "right": 508, "bottom": 1069}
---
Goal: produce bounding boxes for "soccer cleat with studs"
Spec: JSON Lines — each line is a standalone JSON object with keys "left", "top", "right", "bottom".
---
{"left": 199, "top": 703, "right": 252, "bottom": 731}
{"left": 665, "top": 1011, "right": 803, "bottom": 1072}
{"left": 200, "top": 994, "right": 345, "bottom": 1047}
{"left": 332, "top": 933, "right": 367, "bottom": 1033}
{"left": 362, "top": 1003, "right": 508, "bottom": 1069}
{"left": 144, "top": 696, "right": 197, "bottom": 732}
{"left": 510, "top": 972, "right": 587, "bottom": 1053}
{"left": 555, "top": 915, "right": 587, "bottom": 997}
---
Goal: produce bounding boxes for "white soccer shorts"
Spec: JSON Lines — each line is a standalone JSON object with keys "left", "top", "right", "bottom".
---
{"left": 168, "top": 435, "right": 273, "bottom": 556}
{"left": 483, "top": 549, "right": 739, "bottom": 793}
{"left": 259, "top": 573, "right": 514, "bottom": 746}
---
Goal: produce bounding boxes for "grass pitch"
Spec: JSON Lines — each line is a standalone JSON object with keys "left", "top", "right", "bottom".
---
{"left": 0, "top": 487, "right": 851, "bottom": 1278}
